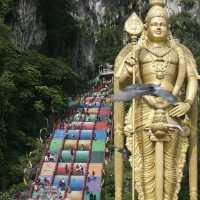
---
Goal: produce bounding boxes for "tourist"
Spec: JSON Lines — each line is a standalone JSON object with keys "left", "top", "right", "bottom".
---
{"left": 105, "top": 147, "right": 110, "bottom": 160}
{"left": 49, "top": 153, "right": 55, "bottom": 162}
{"left": 65, "top": 164, "right": 69, "bottom": 175}
{"left": 91, "top": 171, "right": 96, "bottom": 181}
{"left": 89, "top": 192, "right": 96, "bottom": 200}
{"left": 35, "top": 178, "right": 41, "bottom": 185}
{"left": 67, "top": 185, "right": 71, "bottom": 194}
{"left": 85, "top": 185, "right": 89, "bottom": 194}
{"left": 71, "top": 133, "right": 75, "bottom": 139}
{"left": 80, "top": 144, "right": 84, "bottom": 151}
{"left": 59, "top": 179, "right": 66, "bottom": 191}
{"left": 44, "top": 152, "right": 50, "bottom": 161}
{"left": 70, "top": 148, "right": 74, "bottom": 156}
{"left": 92, "top": 133, "right": 96, "bottom": 140}
{"left": 58, "top": 192, "right": 62, "bottom": 199}
{"left": 34, "top": 183, "right": 39, "bottom": 192}
{"left": 80, "top": 165, "right": 84, "bottom": 175}
{"left": 75, "top": 164, "right": 81, "bottom": 174}
{"left": 106, "top": 135, "right": 110, "bottom": 144}
{"left": 44, "top": 177, "right": 50, "bottom": 187}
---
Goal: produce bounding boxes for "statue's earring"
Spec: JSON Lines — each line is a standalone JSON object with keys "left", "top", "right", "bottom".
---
{"left": 144, "top": 24, "right": 148, "bottom": 30}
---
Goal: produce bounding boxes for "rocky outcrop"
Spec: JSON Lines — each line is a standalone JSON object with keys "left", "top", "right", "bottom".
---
{"left": 10, "top": 0, "right": 200, "bottom": 78}
{"left": 192, "top": 1, "right": 200, "bottom": 24}
{"left": 166, "top": 0, "right": 200, "bottom": 21}
{"left": 12, "top": 0, "right": 46, "bottom": 51}
{"left": 72, "top": 0, "right": 134, "bottom": 77}
{"left": 166, "top": 0, "right": 182, "bottom": 14}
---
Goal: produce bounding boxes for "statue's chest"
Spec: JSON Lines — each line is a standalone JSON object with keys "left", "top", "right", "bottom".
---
{"left": 139, "top": 47, "right": 179, "bottom": 80}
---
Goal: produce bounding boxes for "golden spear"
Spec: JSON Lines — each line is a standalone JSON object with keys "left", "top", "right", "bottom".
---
{"left": 124, "top": 13, "right": 143, "bottom": 200}
{"left": 114, "top": 13, "right": 143, "bottom": 200}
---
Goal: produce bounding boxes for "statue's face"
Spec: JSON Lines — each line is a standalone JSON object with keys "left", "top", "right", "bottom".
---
{"left": 147, "top": 17, "right": 168, "bottom": 42}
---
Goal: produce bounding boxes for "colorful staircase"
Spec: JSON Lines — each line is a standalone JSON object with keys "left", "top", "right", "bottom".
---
{"left": 30, "top": 83, "right": 113, "bottom": 200}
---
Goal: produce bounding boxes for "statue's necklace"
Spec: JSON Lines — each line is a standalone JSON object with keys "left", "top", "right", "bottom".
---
{"left": 152, "top": 56, "right": 171, "bottom": 80}
{"left": 146, "top": 47, "right": 172, "bottom": 80}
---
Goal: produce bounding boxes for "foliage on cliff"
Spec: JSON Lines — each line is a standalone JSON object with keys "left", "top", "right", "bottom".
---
{"left": 38, "top": 0, "right": 79, "bottom": 58}
{"left": 0, "top": 1, "right": 80, "bottom": 197}
{"left": 95, "top": 26, "right": 123, "bottom": 66}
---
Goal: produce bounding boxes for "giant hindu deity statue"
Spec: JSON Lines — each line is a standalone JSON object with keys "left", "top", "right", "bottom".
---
{"left": 114, "top": 0, "right": 199, "bottom": 200}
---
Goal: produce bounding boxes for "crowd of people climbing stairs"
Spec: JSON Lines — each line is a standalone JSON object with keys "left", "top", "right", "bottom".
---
{"left": 29, "top": 79, "right": 113, "bottom": 200}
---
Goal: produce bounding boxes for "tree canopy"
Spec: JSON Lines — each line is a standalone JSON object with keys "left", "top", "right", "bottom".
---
{"left": 0, "top": 18, "right": 80, "bottom": 196}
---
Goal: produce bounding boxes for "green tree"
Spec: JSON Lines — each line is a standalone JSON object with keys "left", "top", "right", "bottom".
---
{"left": 95, "top": 26, "right": 123, "bottom": 66}
{"left": 0, "top": 19, "right": 80, "bottom": 194}
{"left": 38, "top": 0, "right": 79, "bottom": 57}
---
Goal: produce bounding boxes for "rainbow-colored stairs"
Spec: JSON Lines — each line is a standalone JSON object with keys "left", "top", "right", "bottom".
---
{"left": 31, "top": 84, "right": 112, "bottom": 200}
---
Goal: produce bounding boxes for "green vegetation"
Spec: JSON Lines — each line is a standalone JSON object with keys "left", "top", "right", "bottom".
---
{"left": 101, "top": 156, "right": 114, "bottom": 200}
{"left": 0, "top": 26, "right": 79, "bottom": 196}
{"left": 0, "top": 0, "right": 14, "bottom": 17}
{"left": 0, "top": 1, "right": 80, "bottom": 198}
{"left": 171, "top": 13, "right": 200, "bottom": 68}
{"left": 38, "top": 0, "right": 78, "bottom": 58}
{"left": 95, "top": 26, "right": 123, "bottom": 66}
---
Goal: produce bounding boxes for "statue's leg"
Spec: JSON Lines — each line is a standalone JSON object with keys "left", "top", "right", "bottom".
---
{"left": 126, "top": 132, "right": 145, "bottom": 200}
{"left": 126, "top": 101, "right": 156, "bottom": 200}
{"left": 163, "top": 133, "right": 178, "bottom": 200}
{"left": 142, "top": 130, "right": 156, "bottom": 200}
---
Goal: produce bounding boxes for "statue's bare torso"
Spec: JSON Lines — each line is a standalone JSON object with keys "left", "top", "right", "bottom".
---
{"left": 139, "top": 47, "right": 179, "bottom": 92}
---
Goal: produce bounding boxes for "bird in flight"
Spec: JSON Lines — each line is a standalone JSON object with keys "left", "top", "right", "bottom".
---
{"left": 113, "top": 84, "right": 177, "bottom": 105}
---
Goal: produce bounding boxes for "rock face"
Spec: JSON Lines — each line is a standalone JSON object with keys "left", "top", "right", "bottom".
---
{"left": 192, "top": 1, "right": 200, "bottom": 24}
{"left": 70, "top": 0, "right": 200, "bottom": 77}
{"left": 11, "top": 0, "right": 200, "bottom": 77}
{"left": 12, "top": 0, "right": 46, "bottom": 51}
{"left": 166, "top": 0, "right": 182, "bottom": 14}
{"left": 166, "top": 0, "right": 200, "bottom": 20}
{"left": 72, "top": 0, "right": 131, "bottom": 77}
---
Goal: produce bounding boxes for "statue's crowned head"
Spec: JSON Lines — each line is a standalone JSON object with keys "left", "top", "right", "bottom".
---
{"left": 146, "top": 0, "right": 168, "bottom": 24}
{"left": 145, "top": 0, "right": 170, "bottom": 43}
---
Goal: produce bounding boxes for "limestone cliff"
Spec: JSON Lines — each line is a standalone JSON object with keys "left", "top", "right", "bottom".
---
{"left": 11, "top": 0, "right": 46, "bottom": 50}
{"left": 9, "top": 0, "right": 200, "bottom": 78}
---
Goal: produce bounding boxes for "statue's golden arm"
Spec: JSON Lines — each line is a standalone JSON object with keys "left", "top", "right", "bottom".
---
{"left": 187, "top": 64, "right": 199, "bottom": 200}
{"left": 169, "top": 46, "right": 198, "bottom": 118}
{"left": 176, "top": 44, "right": 199, "bottom": 200}
{"left": 114, "top": 43, "right": 135, "bottom": 200}
{"left": 118, "top": 62, "right": 133, "bottom": 89}
{"left": 185, "top": 59, "right": 198, "bottom": 104}
{"left": 177, "top": 44, "right": 198, "bottom": 103}
{"left": 118, "top": 49, "right": 141, "bottom": 89}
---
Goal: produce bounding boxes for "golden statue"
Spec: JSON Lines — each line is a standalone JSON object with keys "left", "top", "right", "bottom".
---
{"left": 114, "top": 0, "right": 199, "bottom": 199}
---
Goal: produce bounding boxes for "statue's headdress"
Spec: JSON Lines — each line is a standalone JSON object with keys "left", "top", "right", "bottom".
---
{"left": 145, "top": 0, "right": 168, "bottom": 23}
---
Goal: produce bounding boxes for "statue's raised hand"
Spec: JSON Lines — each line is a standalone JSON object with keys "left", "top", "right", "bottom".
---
{"left": 125, "top": 56, "right": 137, "bottom": 66}
{"left": 169, "top": 102, "right": 191, "bottom": 117}
{"left": 124, "top": 56, "right": 137, "bottom": 74}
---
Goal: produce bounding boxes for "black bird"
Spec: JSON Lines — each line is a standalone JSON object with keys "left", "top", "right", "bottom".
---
{"left": 113, "top": 84, "right": 176, "bottom": 105}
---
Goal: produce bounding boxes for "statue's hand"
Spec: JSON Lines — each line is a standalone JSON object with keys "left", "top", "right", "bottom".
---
{"left": 125, "top": 56, "right": 136, "bottom": 67}
{"left": 124, "top": 57, "right": 137, "bottom": 75}
{"left": 144, "top": 96, "right": 170, "bottom": 109}
{"left": 169, "top": 102, "right": 191, "bottom": 117}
